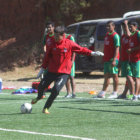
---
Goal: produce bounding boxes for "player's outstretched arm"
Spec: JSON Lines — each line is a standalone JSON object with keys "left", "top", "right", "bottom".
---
{"left": 71, "top": 41, "right": 104, "bottom": 56}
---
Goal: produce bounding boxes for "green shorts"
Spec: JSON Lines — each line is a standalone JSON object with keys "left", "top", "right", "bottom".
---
{"left": 121, "top": 61, "right": 131, "bottom": 77}
{"left": 104, "top": 60, "right": 119, "bottom": 74}
{"left": 70, "top": 62, "right": 75, "bottom": 77}
{"left": 128, "top": 61, "right": 140, "bottom": 78}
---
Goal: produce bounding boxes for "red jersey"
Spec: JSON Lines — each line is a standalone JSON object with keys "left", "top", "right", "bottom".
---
{"left": 128, "top": 31, "right": 140, "bottom": 62}
{"left": 42, "top": 37, "right": 92, "bottom": 74}
{"left": 45, "top": 33, "right": 54, "bottom": 49}
{"left": 103, "top": 32, "right": 120, "bottom": 62}
{"left": 120, "top": 34, "right": 129, "bottom": 61}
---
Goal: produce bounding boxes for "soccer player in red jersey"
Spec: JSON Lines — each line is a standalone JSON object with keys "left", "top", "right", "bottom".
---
{"left": 117, "top": 20, "right": 131, "bottom": 99}
{"left": 31, "top": 26, "right": 104, "bottom": 114}
{"left": 43, "top": 21, "right": 55, "bottom": 52}
{"left": 41, "top": 21, "right": 55, "bottom": 98}
{"left": 127, "top": 21, "right": 140, "bottom": 101}
{"left": 97, "top": 21, "right": 120, "bottom": 99}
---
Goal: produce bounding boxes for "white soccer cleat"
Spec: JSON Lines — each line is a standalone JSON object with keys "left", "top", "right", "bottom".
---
{"left": 108, "top": 93, "right": 117, "bottom": 99}
{"left": 137, "top": 95, "right": 140, "bottom": 100}
{"left": 95, "top": 91, "right": 105, "bottom": 98}
{"left": 65, "top": 94, "right": 72, "bottom": 98}
{"left": 132, "top": 95, "right": 138, "bottom": 101}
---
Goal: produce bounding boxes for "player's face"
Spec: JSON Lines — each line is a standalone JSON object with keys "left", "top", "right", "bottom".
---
{"left": 47, "top": 24, "right": 54, "bottom": 34}
{"left": 129, "top": 25, "right": 137, "bottom": 32}
{"left": 54, "top": 32, "right": 63, "bottom": 42}
{"left": 106, "top": 23, "right": 115, "bottom": 33}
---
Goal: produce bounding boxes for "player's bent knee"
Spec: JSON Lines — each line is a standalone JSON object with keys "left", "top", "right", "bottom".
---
{"left": 51, "top": 88, "right": 59, "bottom": 96}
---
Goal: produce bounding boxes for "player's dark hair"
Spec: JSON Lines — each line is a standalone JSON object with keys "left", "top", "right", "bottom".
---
{"left": 129, "top": 21, "right": 138, "bottom": 27}
{"left": 107, "top": 20, "right": 115, "bottom": 26}
{"left": 54, "top": 26, "right": 66, "bottom": 35}
{"left": 46, "top": 21, "right": 55, "bottom": 27}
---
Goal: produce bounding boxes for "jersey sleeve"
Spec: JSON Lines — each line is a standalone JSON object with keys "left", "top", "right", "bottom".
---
{"left": 70, "top": 41, "right": 92, "bottom": 56}
{"left": 41, "top": 45, "right": 52, "bottom": 69}
{"left": 113, "top": 34, "right": 120, "bottom": 47}
{"left": 43, "top": 34, "right": 47, "bottom": 45}
{"left": 69, "top": 35, "right": 75, "bottom": 42}
{"left": 137, "top": 31, "right": 140, "bottom": 42}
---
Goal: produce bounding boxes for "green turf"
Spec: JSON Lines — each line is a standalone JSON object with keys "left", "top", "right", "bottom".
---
{"left": 0, "top": 90, "right": 140, "bottom": 140}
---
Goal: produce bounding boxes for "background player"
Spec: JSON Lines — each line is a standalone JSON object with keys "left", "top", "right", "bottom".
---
{"left": 97, "top": 20, "right": 120, "bottom": 99}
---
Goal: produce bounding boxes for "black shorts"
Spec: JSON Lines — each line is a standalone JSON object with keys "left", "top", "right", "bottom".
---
{"left": 39, "top": 72, "right": 69, "bottom": 94}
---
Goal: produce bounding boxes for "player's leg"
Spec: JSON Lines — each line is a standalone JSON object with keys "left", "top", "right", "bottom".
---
{"left": 96, "top": 73, "right": 110, "bottom": 98}
{"left": 138, "top": 81, "right": 140, "bottom": 99}
{"left": 102, "top": 73, "right": 110, "bottom": 91}
{"left": 65, "top": 63, "right": 76, "bottom": 98}
{"left": 108, "top": 59, "right": 119, "bottom": 99}
{"left": 31, "top": 72, "right": 55, "bottom": 104}
{"left": 113, "top": 74, "right": 119, "bottom": 92}
{"left": 65, "top": 76, "right": 71, "bottom": 98}
{"left": 70, "top": 62, "right": 76, "bottom": 98}
{"left": 41, "top": 69, "right": 49, "bottom": 98}
{"left": 118, "top": 61, "right": 130, "bottom": 99}
{"left": 133, "top": 61, "right": 140, "bottom": 100}
{"left": 97, "top": 61, "right": 110, "bottom": 98}
{"left": 43, "top": 74, "right": 69, "bottom": 114}
{"left": 127, "top": 75, "right": 135, "bottom": 94}
{"left": 70, "top": 75, "right": 76, "bottom": 98}
{"left": 135, "top": 78, "right": 140, "bottom": 95}
{"left": 118, "top": 80, "right": 129, "bottom": 99}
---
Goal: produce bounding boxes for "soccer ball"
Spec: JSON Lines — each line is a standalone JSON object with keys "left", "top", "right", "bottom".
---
{"left": 20, "top": 103, "right": 32, "bottom": 114}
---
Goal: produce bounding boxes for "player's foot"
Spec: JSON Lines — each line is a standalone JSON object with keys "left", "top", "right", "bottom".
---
{"left": 138, "top": 95, "right": 140, "bottom": 100}
{"left": 117, "top": 94, "right": 126, "bottom": 99}
{"left": 41, "top": 95, "right": 46, "bottom": 99}
{"left": 72, "top": 94, "right": 76, "bottom": 98}
{"left": 31, "top": 98, "right": 39, "bottom": 104}
{"left": 108, "top": 93, "right": 117, "bottom": 99}
{"left": 132, "top": 95, "right": 138, "bottom": 101}
{"left": 127, "top": 94, "right": 133, "bottom": 100}
{"left": 95, "top": 92, "right": 105, "bottom": 98}
{"left": 65, "top": 94, "right": 72, "bottom": 98}
{"left": 42, "top": 108, "right": 50, "bottom": 114}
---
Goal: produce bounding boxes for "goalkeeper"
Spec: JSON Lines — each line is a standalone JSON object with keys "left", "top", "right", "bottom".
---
{"left": 31, "top": 26, "right": 104, "bottom": 114}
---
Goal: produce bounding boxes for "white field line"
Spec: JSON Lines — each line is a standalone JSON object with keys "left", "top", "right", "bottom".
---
{"left": 0, "top": 128, "right": 95, "bottom": 140}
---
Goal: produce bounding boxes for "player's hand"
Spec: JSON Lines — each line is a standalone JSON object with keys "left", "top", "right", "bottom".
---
{"left": 124, "top": 20, "right": 128, "bottom": 25}
{"left": 111, "top": 60, "right": 116, "bottom": 67}
{"left": 127, "top": 48, "right": 132, "bottom": 53}
{"left": 37, "top": 68, "right": 45, "bottom": 79}
{"left": 96, "top": 51, "right": 104, "bottom": 56}
{"left": 91, "top": 51, "right": 104, "bottom": 56}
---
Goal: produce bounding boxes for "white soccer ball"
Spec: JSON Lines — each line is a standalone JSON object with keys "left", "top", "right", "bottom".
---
{"left": 20, "top": 103, "right": 32, "bottom": 114}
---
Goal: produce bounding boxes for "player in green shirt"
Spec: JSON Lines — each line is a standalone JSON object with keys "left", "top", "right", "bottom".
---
{"left": 64, "top": 33, "right": 76, "bottom": 98}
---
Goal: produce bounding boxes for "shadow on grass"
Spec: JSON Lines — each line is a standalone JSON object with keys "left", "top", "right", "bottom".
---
{"left": 5, "top": 77, "right": 37, "bottom": 82}
{"left": 75, "top": 73, "right": 104, "bottom": 79}
{"left": 0, "top": 113, "right": 35, "bottom": 116}
{"left": 0, "top": 97, "right": 31, "bottom": 101}
{"left": 57, "top": 98, "right": 140, "bottom": 107}
{"left": 59, "top": 106, "right": 140, "bottom": 116}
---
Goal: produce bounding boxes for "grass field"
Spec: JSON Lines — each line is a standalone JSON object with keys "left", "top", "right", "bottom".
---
{"left": 0, "top": 90, "right": 140, "bottom": 140}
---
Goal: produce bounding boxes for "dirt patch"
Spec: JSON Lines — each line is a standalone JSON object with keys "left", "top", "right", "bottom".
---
{"left": 0, "top": 66, "right": 126, "bottom": 94}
